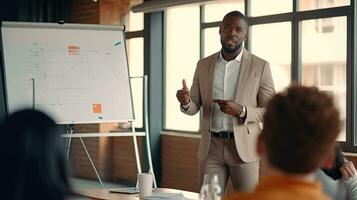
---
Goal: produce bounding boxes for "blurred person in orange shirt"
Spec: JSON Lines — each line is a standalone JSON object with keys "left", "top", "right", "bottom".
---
{"left": 226, "top": 85, "right": 341, "bottom": 200}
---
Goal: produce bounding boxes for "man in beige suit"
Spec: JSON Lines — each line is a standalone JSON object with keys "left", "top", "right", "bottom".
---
{"left": 176, "top": 11, "right": 275, "bottom": 194}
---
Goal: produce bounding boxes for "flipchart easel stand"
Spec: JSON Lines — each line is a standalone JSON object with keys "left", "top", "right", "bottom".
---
{"left": 61, "top": 75, "right": 157, "bottom": 190}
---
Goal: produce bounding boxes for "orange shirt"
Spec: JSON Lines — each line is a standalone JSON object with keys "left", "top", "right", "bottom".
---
{"left": 225, "top": 175, "right": 330, "bottom": 200}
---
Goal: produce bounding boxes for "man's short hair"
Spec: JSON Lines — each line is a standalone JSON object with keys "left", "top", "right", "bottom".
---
{"left": 223, "top": 11, "right": 248, "bottom": 27}
{"left": 262, "top": 85, "right": 340, "bottom": 174}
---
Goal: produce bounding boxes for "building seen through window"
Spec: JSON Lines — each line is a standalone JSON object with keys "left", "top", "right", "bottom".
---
{"left": 301, "top": 16, "right": 347, "bottom": 141}
{"left": 299, "top": 0, "right": 350, "bottom": 11}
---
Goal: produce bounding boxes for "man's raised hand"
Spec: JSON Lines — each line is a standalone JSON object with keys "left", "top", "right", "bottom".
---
{"left": 176, "top": 79, "right": 190, "bottom": 106}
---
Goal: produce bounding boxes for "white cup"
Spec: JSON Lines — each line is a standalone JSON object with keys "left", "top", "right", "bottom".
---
{"left": 138, "top": 173, "right": 153, "bottom": 197}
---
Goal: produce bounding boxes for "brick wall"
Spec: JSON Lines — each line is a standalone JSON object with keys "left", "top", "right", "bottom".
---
{"left": 69, "top": 124, "right": 144, "bottom": 184}
{"left": 160, "top": 133, "right": 200, "bottom": 192}
{"left": 71, "top": 0, "right": 99, "bottom": 24}
{"left": 69, "top": 124, "right": 115, "bottom": 180}
{"left": 71, "top": 0, "right": 130, "bottom": 24}
{"left": 99, "top": 0, "right": 130, "bottom": 25}
{"left": 160, "top": 132, "right": 236, "bottom": 194}
{"left": 69, "top": 124, "right": 99, "bottom": 179}
{"left": 112, "top": 136, "right": 143, "bottom": 184}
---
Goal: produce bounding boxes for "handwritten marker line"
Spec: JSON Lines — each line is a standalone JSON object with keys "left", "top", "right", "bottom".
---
{"left": 114, "top": 41, "right": 121, "bottom": 46}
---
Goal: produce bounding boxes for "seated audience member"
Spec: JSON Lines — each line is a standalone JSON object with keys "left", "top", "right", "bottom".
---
{"left": 0, "top": 109, "right": 80, "bottom": 200}
{"left": 316, "top": 145, "right": 357, "bottom": 200}
{"left": 225, "top": 85, "right": 341, "bottom": 200}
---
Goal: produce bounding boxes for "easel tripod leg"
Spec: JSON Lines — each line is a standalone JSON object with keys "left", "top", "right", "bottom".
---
{"left": 79, "top": 137, "right": 105, "bottom": 189}
{"left": 66, "top": 137, "right": 72, "bottom": 159}
{"left": 131, "top": 122, "right": 142, "bottom": 188}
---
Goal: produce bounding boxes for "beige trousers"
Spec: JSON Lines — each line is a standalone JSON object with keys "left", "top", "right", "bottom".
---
{"left": 198, "top": 137, "right": 259, "bottom": 194}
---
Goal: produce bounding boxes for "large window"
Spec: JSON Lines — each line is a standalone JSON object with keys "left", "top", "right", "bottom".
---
{"left": 163, "top": 0, "right": 354, "bottom": 151}
{"left": 124, "top": 10, "right": 143, "bottom": 31}
{"left": 250, "top": 22, "right": 291, "bottom": 92}
{"left": 247, "top": 1, "right": 351, "bottom": 147}
{"left": 164, "top": 6, "right": 200, "bottom": 131}
{"left": 203, "top": 27, "right": 220, "bottom": 57}
{"left": 301, "top": 16, "right": 347, "bottom": 141}
{"left": 203, "top": 0, "right": 244, "bottom": 22}
{"left": 249, "top": 0, "right": 292, "bottom": 16}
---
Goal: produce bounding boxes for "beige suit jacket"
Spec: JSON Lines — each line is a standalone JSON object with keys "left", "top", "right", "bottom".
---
{"left": 183, "top": 49, "right": 275, "bottom": 162}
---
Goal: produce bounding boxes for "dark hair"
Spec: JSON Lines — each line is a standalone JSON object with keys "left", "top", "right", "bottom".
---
{"left": 223, "top": 10, "right": 248, "bottom": 27}
{"left": 322, "top": 145, "right": 345, "bottom": 180}
{"left": 0, "top": 109, "right": 72, "bottom": 200}
{"left": 262, "top": 85, "right": 341, "bottom": 174}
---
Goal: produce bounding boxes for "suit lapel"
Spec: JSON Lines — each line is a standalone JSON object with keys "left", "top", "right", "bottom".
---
{"left": 207, "top": 52, "right": 219, "bottom": 103}
{"left": 235, "top": 49, "right": 251, "bottom": 101}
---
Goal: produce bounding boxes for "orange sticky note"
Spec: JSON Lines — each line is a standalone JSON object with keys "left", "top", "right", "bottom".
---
{"left": 92, "top": 104, "right": 102, "bottom": 113}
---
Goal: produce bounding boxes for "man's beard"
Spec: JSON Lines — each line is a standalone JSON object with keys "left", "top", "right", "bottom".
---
{"left": 221, "top": 40, "right": 242, "bottom": 53}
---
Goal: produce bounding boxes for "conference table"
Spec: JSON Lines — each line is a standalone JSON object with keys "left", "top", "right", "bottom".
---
{"left": 75, "top": 187, "right": 199, "bottom": 200}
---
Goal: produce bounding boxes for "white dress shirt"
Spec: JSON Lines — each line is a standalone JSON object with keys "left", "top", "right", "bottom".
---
{"left": 181, "top": 49, "right": 244, "bottom": 132}
{"left": 210, "top": 49, "right": 243, "bottom": 132}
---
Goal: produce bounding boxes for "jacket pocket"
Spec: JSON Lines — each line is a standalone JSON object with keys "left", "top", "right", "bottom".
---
{"left": 247, "top": 124, "right": 261, "bottom": 134}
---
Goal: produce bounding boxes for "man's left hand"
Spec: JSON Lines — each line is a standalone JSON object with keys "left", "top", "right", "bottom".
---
{"left": 213, "top": 99, "right": 243, "bottom": 117}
